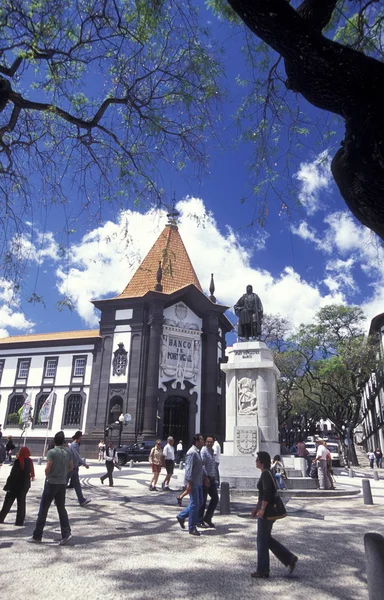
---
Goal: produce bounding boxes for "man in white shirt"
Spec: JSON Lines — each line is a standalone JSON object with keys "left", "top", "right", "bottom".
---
{"left": 176, "top": 440, "right": 183, "bottom": 464}
{"left": 212, "top": 437, "right": 221, "bottom": 484}
{"left": 313, "top": 439, "right": 331, "bottom": 490}
{"left": 162, "top": 436, "right": 175, "bottom": 491}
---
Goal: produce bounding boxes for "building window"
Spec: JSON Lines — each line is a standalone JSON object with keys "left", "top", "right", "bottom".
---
{"left": 0, "top": 360, "right": 4, "bottom": 383}
{"left": 6, "top": 394, "right": 25, "bottom": 425}
{"left": 74, "top": 357, "right": 86, "bottom": 377}
{"left": 45, "top": 359, "right": 57, "bottom": 378}
{"left": 18, "top": 360, "right": 30, "bottom": 379}
{"left": 64, "top": 394, "right": 83, "bottom": 426}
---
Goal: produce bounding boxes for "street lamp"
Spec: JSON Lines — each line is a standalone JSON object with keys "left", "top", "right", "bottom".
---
{"left": 118, "top": 413, "right": 124, "bottom": 448}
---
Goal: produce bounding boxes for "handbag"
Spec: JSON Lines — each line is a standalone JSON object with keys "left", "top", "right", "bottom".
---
{"left": 266, "top": 470, "right": 287, "bottom": 521}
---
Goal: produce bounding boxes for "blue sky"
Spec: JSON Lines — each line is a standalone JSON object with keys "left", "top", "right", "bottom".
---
{"left": 1, "top": 3, "right": 383, "bottom": 338}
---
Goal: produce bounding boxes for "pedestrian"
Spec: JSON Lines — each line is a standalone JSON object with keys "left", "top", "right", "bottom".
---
{"left": 176, "top": 440, "right": 183, "bottom": 464}
{"left": 5, "top": 436, "right": 16, "bottom": 464}
{"left": 162, "top": 436, "right": 175, "bottom": 491}
{"left": 251, "top": 451, "right": 298, "bottom": 578}
{"left": 212, "top": 436, "right": 221, "bottom": 485}
{"left": 68, "top": 431, "right": 90, "bottom": 506}
{"left": 271, "top": 455, "right": 286, "bottom": 490}
{"left": 198, "top": 435, "right": 218, "bottom": 528}
{"left": 374, "top": 447, "right": 383, "bottom": 468}
{"left": 98, "top": 440, "right": 106, "bottom": 462}
{"left": 100, "top": 441, "right": 117, "bottom": 486}
{"left": 176, "top": 433, "right": 209, "bottom": 537}
{"left": 0, "top": 447, "right": 35, "bottom": 526}
{"left": 149, "top": 439, "right": 163, "bottom": 491}
{"left": 313, "top": 439, "right": 331, "bottom": 490}
{"left": 28, "top": 430, "right": 73, "bottom": 545}
{"left": 368, "top": 450, "right": 375, "bottom": 468}
{"left": 296, "top": 438, "right": 311, "bottom": 476}
{"left": 0, "top": 438, "right": 6, "bottom": 466}
{"left": 324, "top": 443, "right": 335, "bottom": 490}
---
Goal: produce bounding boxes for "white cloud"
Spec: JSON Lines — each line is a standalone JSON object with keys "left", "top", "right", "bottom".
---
{"left": 324, "top": 257, "right": 358, "bottom": 294}
{"left": 10, "top": 230, "right": 60, "bottom": 264}
{"left": 290, "top": 221, "right": 330, "bottom": 253}
{"left": 55, "top": 196, "right": 346, "bottom": 328}
{"left": 0, "top": 278, "right": 35, "bottom": 337}
{"left": 295, "top": 150, "right": 332, "bottom": 215}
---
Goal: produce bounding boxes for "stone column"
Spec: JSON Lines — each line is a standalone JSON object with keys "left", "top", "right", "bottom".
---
{"left": 142, "top": 302, "right": 164, "bottom": 437}
{"left": 201, "top": 313, "right": 219, "bottom": 436}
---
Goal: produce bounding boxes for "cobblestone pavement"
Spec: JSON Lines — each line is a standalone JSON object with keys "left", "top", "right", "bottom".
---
{"left": 0, "top": 461, "right": 383, "bottom": 600}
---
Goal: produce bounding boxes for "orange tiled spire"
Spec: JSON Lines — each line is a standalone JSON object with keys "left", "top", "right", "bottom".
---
{"left": 116, "top": 223, "right": 202, "bottom": 298}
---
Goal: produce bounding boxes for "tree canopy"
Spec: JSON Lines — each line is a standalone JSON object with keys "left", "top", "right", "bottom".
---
{"left": 0, "top": 0, "right": 222, "bottom": 283}
{"left": 280, "top": 305, "right": 379, "bottom": 464}
{"left": 219, "top": 0, "right": 384, "bottom": 239}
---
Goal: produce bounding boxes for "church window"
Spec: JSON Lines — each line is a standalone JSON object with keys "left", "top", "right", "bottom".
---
{"left": 6, "top": 394, "right": 25, "bottom": 425}
{"left": 63, "top": 394, "right": 83, "bottom": 426}
{"left": 73, "top": 357, "right": 86, "bottom": 377}
{"left": 45, "top": 359, "right": 57, "bottom": 378}
{"left": 18, "top": 360, "right": 30, "bottom": 379}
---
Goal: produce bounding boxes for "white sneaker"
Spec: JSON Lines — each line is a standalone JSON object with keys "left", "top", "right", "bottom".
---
{"left": 58, "top": 534, "right": 73, "bottom": 546}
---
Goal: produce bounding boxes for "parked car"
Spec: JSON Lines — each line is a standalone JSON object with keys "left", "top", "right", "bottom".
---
{"left": 304, "top": 442, "right": 317, "bottom": 458}
{"left": 116, "top": 440, "right": 165, "bottom": 466}
{"left": 326, "top": 442, "right": 342, "bottom": 467}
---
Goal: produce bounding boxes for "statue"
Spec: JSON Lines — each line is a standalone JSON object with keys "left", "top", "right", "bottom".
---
{"left": 234, "top": 285, "right": 263, "bottom": 340}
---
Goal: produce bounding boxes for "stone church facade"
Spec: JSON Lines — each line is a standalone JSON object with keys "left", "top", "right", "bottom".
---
{"left": 0, "top": 218, "right": 232, "bottom": 457}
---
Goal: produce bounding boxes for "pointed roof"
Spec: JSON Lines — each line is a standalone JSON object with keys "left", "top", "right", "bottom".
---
{"left": 116, "top": 224, "right": 202, "bottom": 299}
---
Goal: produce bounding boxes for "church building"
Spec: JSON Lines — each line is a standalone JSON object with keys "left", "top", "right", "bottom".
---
{"left": 0, "top": 211, "right": 233, "bottom": 456}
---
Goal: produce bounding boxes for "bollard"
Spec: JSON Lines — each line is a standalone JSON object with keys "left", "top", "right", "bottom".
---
{"left": 362, "top": 479, "right": 374, "bottom": 505}
{"left": 364, "top": 533, "right": 384, "bottom": 600}
{"left": 373, "top": 470, "right": 379, "bottom": 481}
{"left": 179, "top": 461, "right": 184, "bottom": 470}
{"left": 349, "top": 468, "right": 354, "bottom": 477}
{"left": 37, "top": 457, "right": 42, "bottom": 465}
{"left": 220, "top": 482, "right": 231, "bottom": 515}
{"left": 129, "top": 460, "right": 133, "bottom": 468}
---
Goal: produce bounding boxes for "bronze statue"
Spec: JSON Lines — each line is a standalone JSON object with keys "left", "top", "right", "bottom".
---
{"left": 234, "top": 285, "right": 263, "bottom": 340}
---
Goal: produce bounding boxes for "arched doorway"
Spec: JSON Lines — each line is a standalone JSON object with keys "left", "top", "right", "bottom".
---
{"left": 109, "top": 396, "right": 123, "bottom": 425}
{"left": 162, "top": 396, "right": 189, "bottom": 444}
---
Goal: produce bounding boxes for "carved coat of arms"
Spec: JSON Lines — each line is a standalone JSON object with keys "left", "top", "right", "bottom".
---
{"left": 236, "top": 429, "right": 258, "bottom": 454}
{"left": 112, "top": 342, "right": 128, "bottom": 376}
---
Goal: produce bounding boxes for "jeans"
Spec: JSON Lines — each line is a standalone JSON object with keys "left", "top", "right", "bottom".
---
{"left": 68, "top": 467, "right": 86, "bottom": 504}
{"left": 376, "top": 458, "right": 382, "bottom": 468}
{"left": 0, "top": 489, "right": 28, "bottom": 525}
{"left": 274, "top": 473, "right": 284, "bottom": 490}
{"left": 198, "top": 478, "right": 218, "bottom": 523}
{"left": 178, "top": 484, "right": 203, "bottom": 531}
{"left": 101, "top": 461, "right": 115, "bottom": 486}
{"left": 257, "top": 517, "right": 293, "bottom": 574}
{"left": 33, "top": 481, "right": 71, "bottom": 541}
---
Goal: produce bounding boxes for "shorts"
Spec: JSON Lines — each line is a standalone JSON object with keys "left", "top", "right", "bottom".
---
{"left": 165, "top": 459, "right": 174, "bottom": 475}
{"left": 151, "top": 463, "right": 161, "bottom": 473}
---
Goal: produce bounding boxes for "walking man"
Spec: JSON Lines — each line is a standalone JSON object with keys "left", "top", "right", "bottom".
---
{"left": 198, "top": 436, "right": 218, "bottom": 528}
{"left": 100, "top": 441, "right": 117, "bottom": 487}
{"left": 68, "top": 431, "right": 90, "bottom": 506}
{"left": 313, "top": 439, "right": 331, "bottom": 490}
{"left": 176, "top": 433, "right": 208, "bottom": 536}
{"left": 29, "top": 431, "right": 73, "bottom": 545}
{"left": 162, "top": 436, "right": 175, "bottom": 491}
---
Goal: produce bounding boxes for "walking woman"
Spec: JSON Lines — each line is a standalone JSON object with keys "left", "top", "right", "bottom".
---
{"left": 251, "top": 451, "right": 298, "bottom": 578}
{"left": 0, "top": 447, "right": 35, "bottom": 525}
{"left": 149, "top": 440, "right": 163, "bottom": 491}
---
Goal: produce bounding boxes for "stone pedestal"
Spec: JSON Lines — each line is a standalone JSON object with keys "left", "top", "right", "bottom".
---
{"left": 220, "top": 341, "right": 280, "bottom": 486}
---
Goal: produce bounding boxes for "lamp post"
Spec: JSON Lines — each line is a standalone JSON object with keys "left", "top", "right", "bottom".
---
{"left": 118, "top": 413, "right": 124, "bottom": 448}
